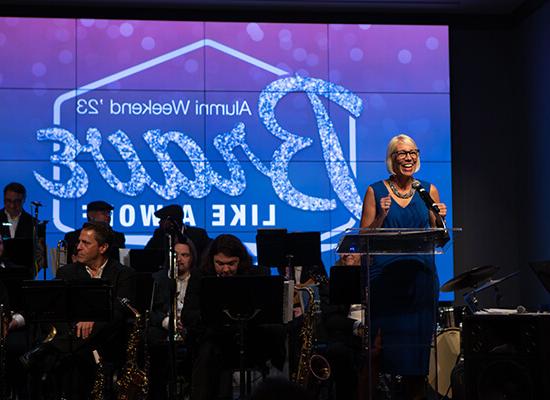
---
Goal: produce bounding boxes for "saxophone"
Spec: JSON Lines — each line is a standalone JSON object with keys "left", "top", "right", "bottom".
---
{"left": 292, "top": 285, "right": 331, "bottom": 387}
{"left": 0, "top": 304, "right": 8, "bottom": 399}
{"left": 116, "top": 299, "right": 150, "bottom": 400}
{"left": 91, "top": 350, "right": 106, "bottom": 400}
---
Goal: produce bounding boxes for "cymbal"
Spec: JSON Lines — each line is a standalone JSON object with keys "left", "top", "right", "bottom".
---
{"left": 440, "top": 265, "right": 499, "bottom": 292}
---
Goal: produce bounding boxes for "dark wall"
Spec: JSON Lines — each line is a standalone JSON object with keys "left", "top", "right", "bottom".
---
{"left": 519, "top": 0, "right": 550, "bottom": 308}
{"left": 450, "top": 1, "right": 550, "bottom": 309}
{"left": 449, "top": 25, "right": 522, "bottom": 307}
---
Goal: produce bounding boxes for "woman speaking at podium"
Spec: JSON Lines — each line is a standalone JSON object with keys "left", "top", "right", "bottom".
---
{"left": 360, "top": 134, "right": 447, "bottom": 399}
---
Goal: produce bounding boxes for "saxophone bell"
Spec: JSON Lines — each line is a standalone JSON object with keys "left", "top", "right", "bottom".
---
{"left": 292, "top": 285, "right": 332, "bottom": 388}
{"left": 309, "top": 353, "right": 331, "bottom": 381}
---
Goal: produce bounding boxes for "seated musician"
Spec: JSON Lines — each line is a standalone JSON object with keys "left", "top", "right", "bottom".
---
{"left": 321, "top": 253, "right": 383, "bottom": 400}
{"left": 319, "top": 253, "right": 363, "bottom": 400}
{"left": 0, "top": 235, "right": 31, "bottom": 398}
{"left": 29, "top": 221, "right": 136, "bottom": 399}
{"left": 1, "top": 182, "right": 47, "bottom": 275}
{"left": 182, "top": 234, "right": 285, "bottom": 400}
{"left": 148, "top": 235, "right": 198, "bottom": 400}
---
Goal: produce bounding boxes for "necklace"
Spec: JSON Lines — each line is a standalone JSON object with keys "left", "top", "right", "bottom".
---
{"left": 388, "top": 177, "right": 415, "bottom": 199}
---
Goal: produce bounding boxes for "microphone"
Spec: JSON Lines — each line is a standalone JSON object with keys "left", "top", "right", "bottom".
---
{"left": 412, "top": 180, "right": 440, "bottom": 213}
{"left": 31, "top": 201, "right": 42, "bottom": 207}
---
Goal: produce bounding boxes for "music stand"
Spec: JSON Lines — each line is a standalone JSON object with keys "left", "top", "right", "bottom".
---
{"left": 256, "top": 230, "right": 321, "bottom": 281}
{"left": 129, "top": 249, "right": 165, "bottom": 273}
{"left": 3, "top": 238, "right": 34, "bottom": 274}
{"left": 200, "top": 275, "right": 284, "bottom": 399}
{"left": 256, "top": 229, "right": 288, "bottom": 268}
{"left": 329, "top": 266, "right": 361, "bottom": 305}
{"left": 21, "top": 280, "right": 112, "bottom": 323}
{"left": 0, "top": 267, "right": 33, "bottom": 311}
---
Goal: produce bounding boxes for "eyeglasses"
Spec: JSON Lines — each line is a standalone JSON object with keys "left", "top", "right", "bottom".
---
{"left": 392, "top": 149, "right": 419, "bottom": 160}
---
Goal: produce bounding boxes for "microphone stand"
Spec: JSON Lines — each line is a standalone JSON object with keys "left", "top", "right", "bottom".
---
{"left": 31, "top": 201, "right": 46, "bottom": 280}
{"left": 166, "top": 230, "right": 178, "bottom": 400}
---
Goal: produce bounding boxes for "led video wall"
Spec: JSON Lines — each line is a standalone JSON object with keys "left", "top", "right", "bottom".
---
{"left": 0, "top": 18, "right": 452, "bottom": 296}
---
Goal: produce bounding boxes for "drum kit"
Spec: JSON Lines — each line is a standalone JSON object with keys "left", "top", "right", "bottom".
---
{"left": 428, "top": 265, "right": 500, "bottom": 399}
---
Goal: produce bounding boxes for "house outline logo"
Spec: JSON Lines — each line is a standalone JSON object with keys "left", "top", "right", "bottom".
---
{"left": 50, "top": 38, "right": 359, "bottom": 251}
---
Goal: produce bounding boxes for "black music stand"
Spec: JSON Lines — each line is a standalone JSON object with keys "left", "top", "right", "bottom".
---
{"left": 20, "top": 280, "right": 112, "bottom": 399}
{"left": 3, "top": 238, "right": 34, "bottom": 275}
{"left": 200, "top": 275, "right": 284, "bottom": 399}
{"left": 0, "top": 267, "right": 33, "bottom": 311}
{"left": 256, "top": 229, "right": 288, "bottom": 268}
{"left": 329, "top": 266, "right": 362, "bottom": 305}
{"left": 21, "top": 280, "right": 112, "bottom": 323}
{"left": 336, "top": 227, "right": 452, "bottom": 400}
{"left": 129, "top": 249, "right": 165, "bottom": 273}
{"left": 256, "top": 230, "right": 321, "bottom": 281}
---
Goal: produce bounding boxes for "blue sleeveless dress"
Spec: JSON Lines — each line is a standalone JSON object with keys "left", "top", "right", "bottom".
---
{"left": 368, "top": 179, "right": 439, "bottom": 376}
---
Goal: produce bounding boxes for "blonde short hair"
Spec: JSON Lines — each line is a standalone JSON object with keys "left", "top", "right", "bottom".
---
{"left": 385, "top": 134, "right": 421, "bottom": 175}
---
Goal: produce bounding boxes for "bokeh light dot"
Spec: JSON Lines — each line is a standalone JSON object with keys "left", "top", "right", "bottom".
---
{"left": 293, "top": 48, "right": 307, "bottom": 62}
{"left": 58, "top": 50, "right": 73, "bottom": 64}
{"left": 32, "top": 62, "right": 47, "bottom": 77}
{"left": 278, "top": 29, "right": 292, "bottom": 41}
{"left": 350, "top": 48, "right": 364, "bottom": 62}
{"left": 426, "top": 36, "right": 439, "bottom": 50}
{"left": 398, "top": 49, "right": 412, "bottom": 64}
{"left": 185, "top": 59, "right": 199, "bottom": 73}
{"left": 120, "top": 23, "right": 134, "bottom": 37}
{"left": 246, "top": 23, "right": 264, "bottom": 42}
{"left": 141, "top": 37, "right": 156, "bottom": 50}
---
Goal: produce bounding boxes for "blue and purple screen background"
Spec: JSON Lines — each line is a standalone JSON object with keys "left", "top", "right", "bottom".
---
{"left": 0, "top": 18, "right": 452, "bottom": 298}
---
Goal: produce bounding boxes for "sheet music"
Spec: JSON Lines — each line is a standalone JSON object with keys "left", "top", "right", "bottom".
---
{"left": 283, "top": 280, "right": 294, "bottom": 323}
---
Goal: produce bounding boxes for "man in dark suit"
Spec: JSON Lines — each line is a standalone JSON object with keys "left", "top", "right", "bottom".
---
{"left": 0, "top": 182, "right": 34, "bottom": 240}
{"left": 0, "top": 182, "right": 48, "bottom": 274}
{"left": 149, "top": 236, "right": 198, "bottom": 400}
{"left": 48, "top": 221, "right": 135, "bottom": 399}
{"left": 183, "top": 234, "right": 285, "bottom": 400}
{"left": 0, "top": 235, "right": 32, "bottom": 399}
{"left": 144, "top": 204, "right": 211, "bottom": 261}
{"left": 64, "top": 200, "right": 126, "bottom": 262}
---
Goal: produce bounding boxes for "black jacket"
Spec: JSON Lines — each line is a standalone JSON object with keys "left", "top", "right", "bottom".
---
{"left": 145, "top": 225, "right": 211, "bottom": 260}
{"left": 0, "top": 209, "right": 34, "bottom": 239}
{"left": 52, "top": 259, "right": 136, "bottom": 360}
